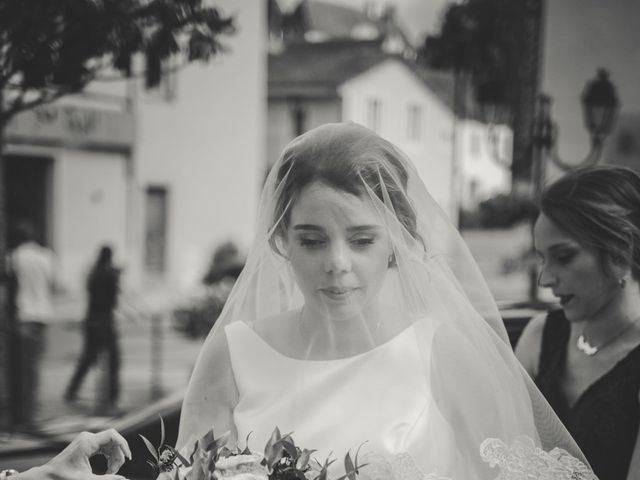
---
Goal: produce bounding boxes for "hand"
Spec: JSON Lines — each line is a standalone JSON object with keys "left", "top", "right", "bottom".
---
{"left": 21, "top": 429, "right": 132, "bottom": 480}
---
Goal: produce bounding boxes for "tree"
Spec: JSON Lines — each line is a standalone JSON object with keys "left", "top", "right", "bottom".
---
{"left": 419, "top": 0, "right": 522, "bottom": 117}
{"left": 0, "top": 0, "right": 234, "bottom": 428}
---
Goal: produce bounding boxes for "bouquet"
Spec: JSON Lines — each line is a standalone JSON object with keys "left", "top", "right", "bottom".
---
{"left": 140, "top": 418, "right": 366, "bottom": 480}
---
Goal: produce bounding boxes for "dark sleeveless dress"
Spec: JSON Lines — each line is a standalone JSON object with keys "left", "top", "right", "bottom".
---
{"left": 535, "top": 309, "right": 640, "bottom": 480}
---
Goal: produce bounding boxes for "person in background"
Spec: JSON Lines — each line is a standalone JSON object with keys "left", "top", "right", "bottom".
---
{"left": 0, "top": 428, "right": 131, "bottom": 480}
{"left": 516, "top": 165, "right": 640, "bottom": 480}
{"left": 64, "top": 245, "right": 121, "bottom": 414}
{"left": 9, "top": 219, "right": 60, "bottom": 432}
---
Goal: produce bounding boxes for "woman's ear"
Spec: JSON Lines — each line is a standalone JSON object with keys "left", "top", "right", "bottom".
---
{"left": 606, "top": 254, "right": 631, "bottom": 284}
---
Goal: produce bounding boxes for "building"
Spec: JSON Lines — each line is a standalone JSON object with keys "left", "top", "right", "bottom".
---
{"left": 267, "top": 0, "right": 512, "bottom": 223}
{"left": 4, "top": 0, "right": 266, "bottom": 313}
{"left": 268, "top": 38, "right": 459, "bottom": 221}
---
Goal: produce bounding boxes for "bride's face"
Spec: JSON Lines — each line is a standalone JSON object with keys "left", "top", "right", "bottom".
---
{"left": 284, "top": 182, "right": 391, "bottom": 322}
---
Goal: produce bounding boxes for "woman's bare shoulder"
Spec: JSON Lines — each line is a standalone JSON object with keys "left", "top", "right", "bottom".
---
{"left": 514, "top": 312, "right": 548, "bottom": 377}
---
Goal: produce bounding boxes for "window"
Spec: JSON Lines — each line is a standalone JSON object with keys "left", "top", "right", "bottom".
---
{"left": 470, "top": 132, "right": 481, "bottom": 157}
{"left": 144, "top": 186, "right": 169, "bottom": 274}
{"left": 367, "top": 98, "right": 382, "bottom": 133}
{"left": 407, "top": 104, "right": 423, "bottom": 141}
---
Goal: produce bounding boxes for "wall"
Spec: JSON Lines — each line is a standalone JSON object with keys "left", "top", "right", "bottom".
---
{"left": 339, "top": 58, "right": 456, "bottom": 221}
{"left": 55, "top": 150, "right": 128, "bottom": 293}
{"left": 266, "top": 97, "right": 342, "bottom": 171}
{"left": 131, "top": 0, "right": 267, "bottom": 296}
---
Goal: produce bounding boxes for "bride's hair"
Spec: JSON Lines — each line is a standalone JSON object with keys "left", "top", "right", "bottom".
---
{"left": 270, "top": 124, "right": 418, "bottom": 254}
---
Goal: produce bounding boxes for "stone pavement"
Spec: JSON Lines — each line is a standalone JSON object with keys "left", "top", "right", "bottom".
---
{"left": 1, "top": 300, "right": 204, "bottom": 451}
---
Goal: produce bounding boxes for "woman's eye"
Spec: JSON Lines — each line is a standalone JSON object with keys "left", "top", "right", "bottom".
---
{"left": 299, "top": 238, "right": 325, "bottom": 248}
{"left": 554, "top": 253, "right": 575, "bottom": 265}
{"left": 351, "top": 237, "right": 375, "bottom": 247}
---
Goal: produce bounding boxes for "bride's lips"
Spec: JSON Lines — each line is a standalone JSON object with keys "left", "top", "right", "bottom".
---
{"left": 320, "top": 287, "right": 357, "bottom": 300}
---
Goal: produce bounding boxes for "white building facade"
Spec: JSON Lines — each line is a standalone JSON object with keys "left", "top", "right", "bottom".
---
{"left": 5, "top": 0, "right": 266, "bottom": 313}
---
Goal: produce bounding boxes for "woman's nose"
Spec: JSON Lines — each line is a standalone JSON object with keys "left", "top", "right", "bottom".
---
{"left": 537, "top": 265, "right": 557, "bottom": 288}
{"left": 324, "top": 243, "right": 351, "bottom": 273}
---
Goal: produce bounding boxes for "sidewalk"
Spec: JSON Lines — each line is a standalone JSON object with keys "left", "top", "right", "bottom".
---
{"left": 1, "top": 303, "right": 204, "bottom": 450}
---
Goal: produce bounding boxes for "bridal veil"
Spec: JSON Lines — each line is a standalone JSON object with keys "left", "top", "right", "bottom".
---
{"left": 178, "top": 122, "right": 594, "bottom": 479}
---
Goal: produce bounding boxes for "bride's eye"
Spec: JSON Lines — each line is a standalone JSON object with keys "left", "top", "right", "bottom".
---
{"left": 350, "top": 236, "right": 376, "bottom": 248}
{"left": 299, "top": 237, "right": 325, "bottom": 248}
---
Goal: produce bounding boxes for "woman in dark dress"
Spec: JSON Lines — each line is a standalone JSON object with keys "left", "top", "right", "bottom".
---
{"left": 64, "top": 245, "right": 121, "bottom": 412}
{"left": 516, "top": 165, "right": 640, "bottom": 480}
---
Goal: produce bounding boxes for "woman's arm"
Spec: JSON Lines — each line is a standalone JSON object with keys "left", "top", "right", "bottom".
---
{"left": 514, "top": 312, "right": 547, "bottom": 378}
{"left": 626, "top": 395, "right": 640, "bottom": 480}
{"left": 176, "top": 328, "right": 239, "bottom": 451}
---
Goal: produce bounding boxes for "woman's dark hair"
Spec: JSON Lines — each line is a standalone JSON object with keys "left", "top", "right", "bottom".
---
{"left": 540, "top": 165, "right": 640, "bottom": 280}
{"left": 270, "top": 123, "right": 418, "bottom": 253}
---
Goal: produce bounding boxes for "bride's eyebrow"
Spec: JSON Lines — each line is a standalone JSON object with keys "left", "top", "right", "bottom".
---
{"left": 347, "top": 225, "right": 383, "bottom": 233}
{"left": 293, "top": 224, "right": 323, "bottom": 231}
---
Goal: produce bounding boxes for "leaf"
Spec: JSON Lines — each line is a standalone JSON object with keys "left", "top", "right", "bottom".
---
{"left": 296, "top": 449, "right": 315, "bottom": 470}
{"left": 140, "top": 434, "right": 159, "bottom": 462}
{"left": 146, "top": 459, "right": 159, "bottom": 472}
{"left": 189, "top": 439, "right": 199, "bottom": 463}
{"left": 160, "top": 415, "right": 166, "bottom": 450}
{"left": 344, "top": 452, "right": 356, "bottom": 480}
{"left": 353, "top": 442, "right": 367, "bottom": 469}
{"left": 280, "top": 438, "right": 298, "bottom": 459}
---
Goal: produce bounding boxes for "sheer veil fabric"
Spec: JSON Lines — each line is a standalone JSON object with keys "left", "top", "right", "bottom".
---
{"left": 177, "top": 123, "right": 595, "bottom": 479}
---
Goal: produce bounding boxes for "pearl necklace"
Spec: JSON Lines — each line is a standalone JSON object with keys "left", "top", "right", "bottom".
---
{"left": 576, "top": 316, "right": 640, "bottom": 356}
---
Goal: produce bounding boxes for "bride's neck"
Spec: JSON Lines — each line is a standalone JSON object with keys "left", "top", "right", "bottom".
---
{"left": 300, "top": 305, "right": 391, "bottom": 357}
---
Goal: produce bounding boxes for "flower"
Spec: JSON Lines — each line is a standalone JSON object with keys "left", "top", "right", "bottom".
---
{"left": 141, "top": 420, "right": 366, "bottom": 480}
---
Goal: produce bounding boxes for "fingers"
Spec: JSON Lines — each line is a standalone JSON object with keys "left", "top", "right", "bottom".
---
{"left": 91, "top": 429, "right": 131, "bottom": 474}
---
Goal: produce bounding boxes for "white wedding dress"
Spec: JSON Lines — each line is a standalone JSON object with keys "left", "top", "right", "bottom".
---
{"left": 226, "top": 320, "right": 465, "bottom": 479}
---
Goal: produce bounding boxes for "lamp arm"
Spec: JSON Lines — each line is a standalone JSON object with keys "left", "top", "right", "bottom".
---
{"left": 487, "top": 123, "right": 512, "bottom": 168}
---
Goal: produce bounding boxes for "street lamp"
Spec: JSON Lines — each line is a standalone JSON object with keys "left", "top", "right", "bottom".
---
{"left": 580, "top": 68, "right": 620, "bottom": 165}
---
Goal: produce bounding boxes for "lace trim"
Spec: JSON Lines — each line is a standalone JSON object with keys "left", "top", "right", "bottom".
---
{"left": 358, "top": 436, "right": 596, "bottom": 480}
{"left": 479, "top": 436, "right": 597, "bottom": 480}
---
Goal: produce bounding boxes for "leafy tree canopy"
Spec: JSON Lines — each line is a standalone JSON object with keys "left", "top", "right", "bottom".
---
{"left": 419, "top": 0, "right": 523, "bottom": 118}
{"left": 0, "top": 0, "right": 235, "bottom": 126}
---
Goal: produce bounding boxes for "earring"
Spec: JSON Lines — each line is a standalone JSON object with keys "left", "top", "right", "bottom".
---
{"left": 388, "top": 253, "right": 396, "bottom": 268}
{"left": 619, "top": 277, "right": 627, "bottom": 289}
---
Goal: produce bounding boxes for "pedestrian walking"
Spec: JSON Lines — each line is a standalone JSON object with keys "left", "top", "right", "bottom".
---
{"left": 64, "top": 245, "right": 121, "bottom": 414}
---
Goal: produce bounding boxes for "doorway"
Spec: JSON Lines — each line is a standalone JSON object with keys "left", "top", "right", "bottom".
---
{"left": 4, "top": 154, "right": 53, "bottom": 248}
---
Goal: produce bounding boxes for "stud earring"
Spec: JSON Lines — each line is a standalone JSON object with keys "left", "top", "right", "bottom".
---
{"left": 619, "top": 277, "right": 627, "bottom": 289}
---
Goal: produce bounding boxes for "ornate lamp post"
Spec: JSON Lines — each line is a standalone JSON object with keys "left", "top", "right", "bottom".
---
{"left": 550, "top": 68, "right": 620, "bottom": 170}
{"left": 580, "top": 68, "right": 620, "bottom": 164}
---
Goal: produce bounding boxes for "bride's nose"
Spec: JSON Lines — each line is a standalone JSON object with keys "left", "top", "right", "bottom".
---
{"left": 324, "top": 242, "right": 351, "bottom": 273}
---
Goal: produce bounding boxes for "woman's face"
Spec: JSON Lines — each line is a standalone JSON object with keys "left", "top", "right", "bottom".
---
{"left": 534, "top": 213, "right": 620, "bottom": 322}
{"left": 284, "top": 182, "right": 392, "bottom": 321}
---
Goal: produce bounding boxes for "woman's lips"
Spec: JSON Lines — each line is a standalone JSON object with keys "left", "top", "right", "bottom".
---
{"left": 320, "top": 287, "right": 356, "bottom": 300}
{"left": 557, "top": 294, "right": 574, "bottom": 306}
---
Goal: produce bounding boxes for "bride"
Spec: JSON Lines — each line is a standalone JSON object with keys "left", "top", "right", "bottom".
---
{"left": 176, "top": 122, "right": 595, "bottom": 479}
